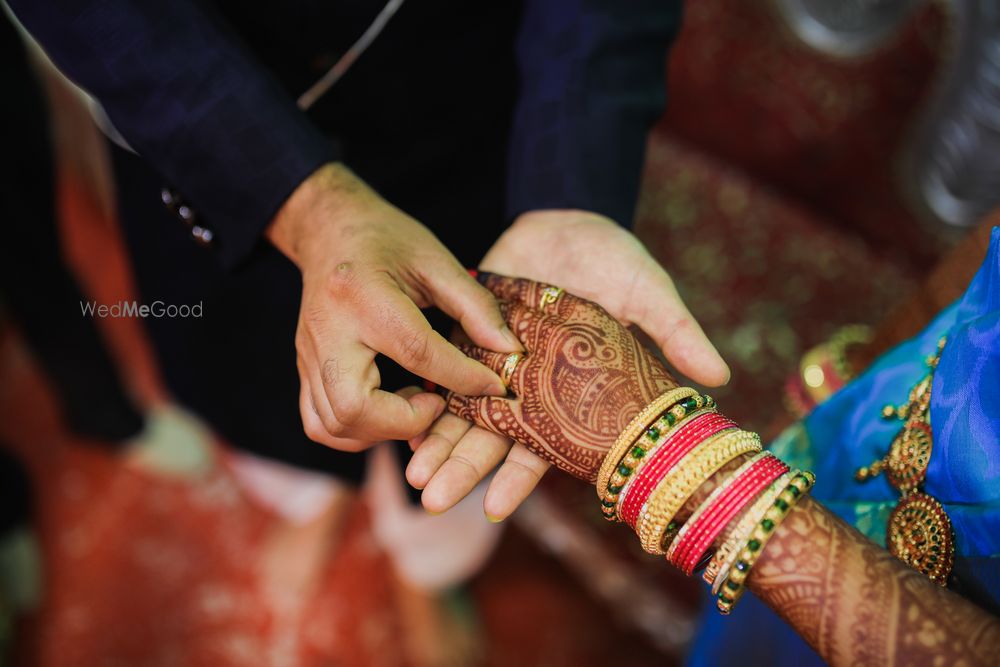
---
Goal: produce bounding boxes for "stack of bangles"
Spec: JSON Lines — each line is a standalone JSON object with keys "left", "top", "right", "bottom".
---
{"left": 596, "top": 388, "right": 816, "bottom": 614}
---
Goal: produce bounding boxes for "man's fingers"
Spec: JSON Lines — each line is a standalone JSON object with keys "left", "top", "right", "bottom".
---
{"left": 483, "top": 443, "right": 551, "bottom": 522}
{"left": 497, "top": 300, "right": 553, "bottom": 353}
{"left": 420, "top": 426, "right": 511, "bottom": 514}
{"left": 309, "top": 337, "right": 447, "bottom": 440}
{"left": 367, "top": 284, "right": 506, "bottom": 396}
{"left": 297, "top": 356, "right": 370, "bottom": 451}
{"left": 630, "top": 266, "right": 731, "bottom": 387}
{"left": 406, "top": 411, "right": 473, "bottom": 489}
{"left": 298, "top": 371, "right": 344, "bottom": 448}
{"left": 424, "top": 263, "right": 523, "bottom": 354}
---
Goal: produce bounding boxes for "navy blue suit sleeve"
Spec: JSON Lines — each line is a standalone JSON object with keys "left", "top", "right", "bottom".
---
{"left": 506, "top": 0, "right": 682, "bottom": 228}
{"left": 8, "top": 0, "right": 339, "bottom": 268}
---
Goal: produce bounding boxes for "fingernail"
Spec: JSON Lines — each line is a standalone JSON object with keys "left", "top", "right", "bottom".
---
{"left": 426, "top": 508, "right": 443, "bottom": 516}
{"left": 485, "top": 513, "right": 505, "bottom": 523}
{"left": 501, "top": 326, "right": 522, "bottom": 350}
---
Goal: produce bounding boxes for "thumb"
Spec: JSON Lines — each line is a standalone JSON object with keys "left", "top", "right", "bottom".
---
{"left": 630, "top": 264, "right": 731, "bottom": 387}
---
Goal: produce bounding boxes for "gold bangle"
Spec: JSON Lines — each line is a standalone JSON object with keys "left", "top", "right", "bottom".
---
{"left": 612, "top": 407, "right": 716, "bottom": 507}
{"left": 715, "top": 471, "right": 815, "bottom": 614}
{"left": 706, "top": 471, "right": 792, "bottom": 592}
{"left": 636, "top": 429, "right": 762, "bottom": 554}
{"left": 664, "top": 451, "right": 772, "bottom": 563}
{"left": 596, "top": 387, "right": 698, "bottom": 500}
{"left": 600, "top": 404, "right": 717, "bottom": 521}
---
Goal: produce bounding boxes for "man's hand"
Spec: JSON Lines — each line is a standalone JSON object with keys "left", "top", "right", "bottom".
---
{"left": 407, "top": 210, "right": 728, "bottom": 519}
{"left": 267, "top": 163, "right": 522, "bottom": 451}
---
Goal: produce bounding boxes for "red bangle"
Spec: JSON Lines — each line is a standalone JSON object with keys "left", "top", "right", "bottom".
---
{"left": 618, "top": 412, "right": 737, "bottom": 528}
{"left": 671, "top": 455, "right": 788, "bottom": 574}
{"left": 670, "top": 454, "right": 789, "bottom": 575}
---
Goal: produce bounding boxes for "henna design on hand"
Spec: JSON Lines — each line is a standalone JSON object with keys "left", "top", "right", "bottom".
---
{"left": 445, "top": 273, "right": 678, "bottom": 482}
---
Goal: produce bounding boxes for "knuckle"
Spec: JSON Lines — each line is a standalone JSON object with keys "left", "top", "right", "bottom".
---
{"left": 324, "top": 261, "right": 359, "bottom": 299}
{"left": 330, "top": 391, "right": 365, "bottom": 427}
{"left": 303, "top": 419, "right": 327, "bottom": 443}
{"left": 301, "top": 306, "right": 326, "bottom": 331}
{"left": 314, "top": 408, "right": 347, "bottom": 437}
{"left": 320, "top": 358, "right": 345, "bottom": 387}
{"left": 398, "top": 329, "right": 432, "bottom": 367}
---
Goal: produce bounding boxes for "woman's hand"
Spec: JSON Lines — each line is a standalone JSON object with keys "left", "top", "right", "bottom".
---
{"left": 407, "top": 273, "right": 678, "bottom": 518}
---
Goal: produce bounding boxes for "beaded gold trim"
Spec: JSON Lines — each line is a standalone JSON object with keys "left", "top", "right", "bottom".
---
{"left": 604, "top": 406, "right": 717, "bottom": 519}
{"left": 705, "top": 471, "right": 792, "bottom": 590}
{"left": 716, "top": 471, "right": 815, "bottom": 614}
{"left": 596, "top": 388, "right": 698, "bottom": 500}
{"left": 636, "top": 429, "right": 762, "bottom": 555}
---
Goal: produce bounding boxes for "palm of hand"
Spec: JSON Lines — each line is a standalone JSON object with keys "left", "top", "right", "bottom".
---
{"left": 447, "top": 274, "right": 678, "bottom": 482}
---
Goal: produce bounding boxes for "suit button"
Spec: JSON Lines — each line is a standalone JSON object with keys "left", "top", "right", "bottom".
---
{"left": 191, "top": 225, "right": 214, "bottom": 246}
{"left": 160, "top": 187, "right": 215, "bottom": 248}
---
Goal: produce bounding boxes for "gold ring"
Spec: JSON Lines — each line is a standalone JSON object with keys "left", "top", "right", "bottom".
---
{"left": 539, "top": 286, "right": 564, "bottom": 310}
{"left": 500, "top": 353, "right": 523, "bottom": 389}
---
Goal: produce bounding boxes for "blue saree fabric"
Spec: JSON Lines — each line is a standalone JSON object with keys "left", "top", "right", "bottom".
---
{"left": 686, "top": 228, "right": 1000, "bottom": 667}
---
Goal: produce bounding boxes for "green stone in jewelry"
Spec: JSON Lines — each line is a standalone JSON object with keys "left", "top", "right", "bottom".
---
{"left": 718, "top": 594, "right": 733, "bottom": 604}
{"left": 601, "top": 499, "right": 616, "bottom": 508}
{"left": 632, "top": 446, "right": 645, "bottom": 459}
{"left": 761, "top": 518, "right": 774, "bottom": 532}
{"left": 725, "top": 579, "right": 740, "bottom": 592}
{"left": 665, "top": 412, "right": 676, "bottom": 426}
{"left": 774, "top": 498, "right": 789, "bottom": 512}
{"left": 608, "top": 484, "right": 623, "bottom": 494}
{"left": 617, "top": 464, "right": 632, "bottom": 477}
{"left": 646, "top": 426, "right": 660, "bottom": 442}
{"left": 747, "top": 539, "right": 761, "bottom": 552}
{"left": 788, "top": 485, "right": 801, "bottom": 497}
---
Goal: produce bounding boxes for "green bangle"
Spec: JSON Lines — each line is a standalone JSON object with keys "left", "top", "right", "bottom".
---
{"left": 716, "top": 470, "right": 815, "bottom": 615}
{"left": 601, "top": 395, "right": 716, "bottom": 521}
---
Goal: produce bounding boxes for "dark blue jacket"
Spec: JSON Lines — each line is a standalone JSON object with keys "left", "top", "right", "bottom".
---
{"left": 10, "top": 0, "right": 680, "bottom": 268}
{"left": 7, "top": 0, "right": 681, "bottom": 477}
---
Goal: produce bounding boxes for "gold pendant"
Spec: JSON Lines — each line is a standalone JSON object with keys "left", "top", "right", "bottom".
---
{"left": 887, "top": 492, "right": 954, "bottom": 585}
{"left": 885, "top": 418, "right": 933, "bottom": 492}
{"left": 856, "top": 336, "right": 954, "bottom": 584}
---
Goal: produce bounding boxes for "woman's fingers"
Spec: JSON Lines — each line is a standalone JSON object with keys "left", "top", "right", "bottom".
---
{"left": 454, "top": 344, "right": 527, "bottom": 396}
{"left": 445, "top": 392, "right": 521, "bottom": 441}
{"left": 497, "top": 300, "right": 557, "bottom": 354}
{"left": 420, "top": 425, "right": 512, "bottom": 514}
{"left": 478, "top": 272, "right": 585, "bottom": 319}
{"left": 405, "top": 410, "right": 473, "bottom": 489}
{"left": 483, "top": 443, "right": 551, "bottom": 522}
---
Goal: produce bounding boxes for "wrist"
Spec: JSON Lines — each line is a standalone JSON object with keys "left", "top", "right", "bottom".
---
{"left": 266, "top": 162, "right": 375, "bottom": 268}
